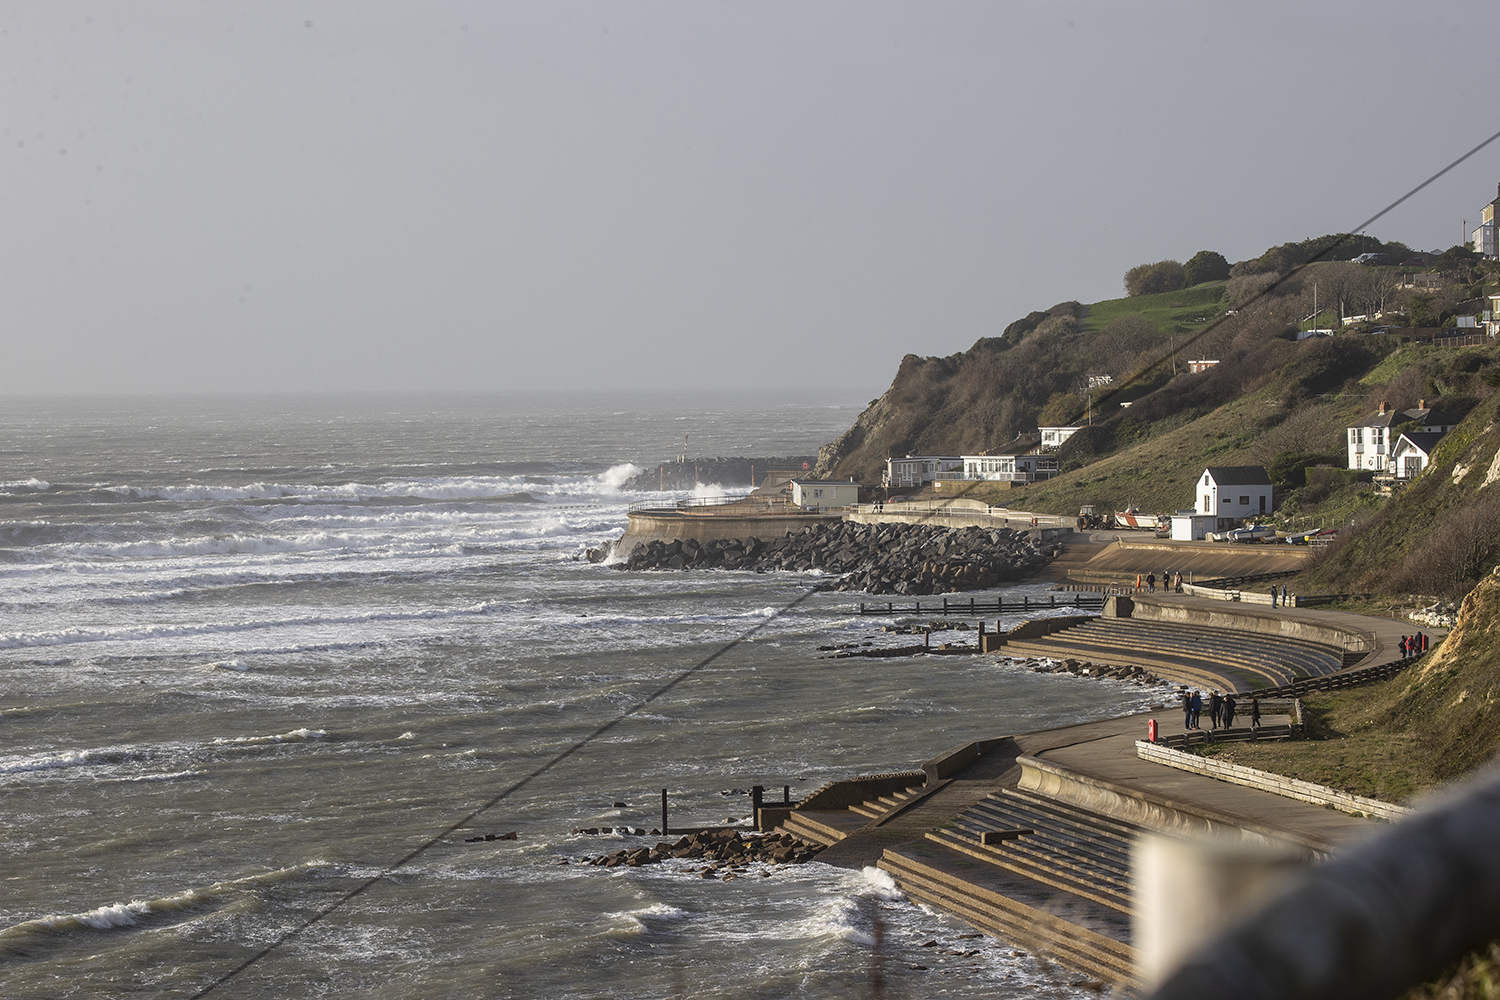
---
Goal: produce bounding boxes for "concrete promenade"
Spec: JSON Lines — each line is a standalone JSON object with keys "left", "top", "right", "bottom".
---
{"left": 796, "top": 598, "right": 1442, "bottom": 986}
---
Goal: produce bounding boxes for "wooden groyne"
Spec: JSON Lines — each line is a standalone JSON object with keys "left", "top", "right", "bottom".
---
{"left": 854, "top": 593, "right": 1104, "bottom": 616}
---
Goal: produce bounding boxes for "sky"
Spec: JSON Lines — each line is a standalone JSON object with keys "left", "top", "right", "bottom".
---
{"left": 2, "top": 1, "right": 1498, "bottom": 397}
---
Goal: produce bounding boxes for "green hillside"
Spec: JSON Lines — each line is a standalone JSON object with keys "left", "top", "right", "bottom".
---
{"left": 813, "top": 239, "right": 1500, "bottom": 599}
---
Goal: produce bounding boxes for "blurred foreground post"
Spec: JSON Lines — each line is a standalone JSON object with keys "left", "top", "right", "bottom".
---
{"left": 1134, "top": 833, "right": 1305, "bottom": 988}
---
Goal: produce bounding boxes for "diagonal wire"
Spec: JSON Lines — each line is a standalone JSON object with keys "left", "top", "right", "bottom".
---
{"left": 188, "top": 127, "right": 1500, "bottom": 996}
{"left": 188, "top": 583, "right": 821, "bottom": 998}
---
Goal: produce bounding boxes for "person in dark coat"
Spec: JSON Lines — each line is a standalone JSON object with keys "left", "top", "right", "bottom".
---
{"left": 1190, "top": 690, "right": 1203, "bottom": 729}
{"left": 1208, "top": 691, "right": 1223, "bottom": 730}
{"left": 1182, "top": 689, "right": 1193, "bottom": 730}
{"left": 1223, "top": 693, "right": 1237, "bottom": 728}
{"left": 1399, "top": 635, "right": 1409, "bottom": 659}
{"left": 1147, "top": 573, "right": 1156, "bottom": 593}
{"left": 1269, "top": 585, "right": 1278, "bottom": 607}
{"left": 1250, "top": 696, "right": 1261, "bottom": 731}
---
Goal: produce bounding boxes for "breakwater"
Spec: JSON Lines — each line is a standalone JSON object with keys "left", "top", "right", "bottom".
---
{"left": 622, "top": 455, "right": 817, "bottom": 491}
{"left": 613, "top": 521, "right": 1057, "bottom": 595}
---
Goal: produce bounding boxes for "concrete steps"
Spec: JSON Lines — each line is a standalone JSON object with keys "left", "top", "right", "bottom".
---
{"left": 848, "top": 785, "right": 923, "bottom": 820}
{"left": 1002, "top": 616, "right": 1344, "bottom": 692}
{"left": 880, "top": 841, "right": 1140, "bottom": 991}
{"left": 777, "top": 809, "right": 867, "bottom": 847}
{"left": 925, "top": 788, "right": 1139, "bottom": 915}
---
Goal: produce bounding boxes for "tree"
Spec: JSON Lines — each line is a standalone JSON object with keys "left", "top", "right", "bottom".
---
{"left": 1123, "top": 259, "right": 1186, "bottom": 297}
{"left": 1183, "top": 250, "right": 1231, "bottom": 286}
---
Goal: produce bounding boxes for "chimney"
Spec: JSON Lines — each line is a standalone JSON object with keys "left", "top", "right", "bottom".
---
{"left": 1418, "top": 398, "right": 1427, "bottom": 409}
{"left": 1379, "top": 401, "right": 1388, "bottom": 414}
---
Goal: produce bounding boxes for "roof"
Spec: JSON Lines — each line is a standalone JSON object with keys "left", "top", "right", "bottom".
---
{"left": 1203, "top": 466, "right": 1272, "bottom": 486}
{"left": 789, "top": 479, "right": 858, "bottom": 487}
{"left": 1350, "top": 406, "right": 1462, "bottom": 428}
{"left": 1393, "top": 431, "right": 1446, "bottom": 456}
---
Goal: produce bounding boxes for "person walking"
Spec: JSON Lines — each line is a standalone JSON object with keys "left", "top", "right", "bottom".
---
{"left": 1190, "top": 690, "right": 1203, "bottom": 730}
{"left": 1208, "top": 691, "right": 1223, "bottom": 730}
{"left": 1269, "top": 585, "right": 1278, "bottom": 607}
{"left": 1250, "top": 696, "right": 1261, "bottom": 731}
{"left": 1147, "top": 573, "right": 1156, "bottom": 593}
{"left": 1400, "top": 635, "right": 1410, "bottom": 659}
{"left": 1223, "top": 693, "right": 1237, "bottom": 728}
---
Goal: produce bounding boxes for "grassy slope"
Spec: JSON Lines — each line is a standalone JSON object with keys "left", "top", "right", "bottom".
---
{"left": 1079, "top": 282, "right": 1228, "bottom": 335}
{"left": 1202, "top": 570, "right": 1500, "bottom": 800}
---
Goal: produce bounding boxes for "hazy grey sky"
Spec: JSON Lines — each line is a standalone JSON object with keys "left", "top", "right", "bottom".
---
{"left": 2, "top": 2, "right": 1497, "bottom": 396}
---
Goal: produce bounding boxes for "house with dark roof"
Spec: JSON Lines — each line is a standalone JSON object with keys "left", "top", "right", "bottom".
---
{"left": 1196, "top": 466, "right": 1273, "bottom": 531}
{"left": 1389, "top": 431, "right": 1446, "bottom": 480}
{"left": 1346, "top": 399, "right": 1462, "bottom": 472}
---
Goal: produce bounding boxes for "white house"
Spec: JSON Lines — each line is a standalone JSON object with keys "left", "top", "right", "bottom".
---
{"left": 948, "top": 454, "right": 1061, "bottom": 485}
{"left": 1038, "top": 426, "right": 1082, "bottom": 450}
{"left": 789, "top": 479, "right": 859, "bottom": 511}
{"left": 1346, "top": 400, "right": 1462, "bottom": 472}
{"left": 1170, "top": 511, "right": 1217, "bottom": 542}
{"left": 1389, "top": 431, "right": 1445, "bottom": 480}
{"left": 1197, "top": 467, "right": 1273, "bottom": 531}
{"left": 883, "top": 456, "right": 961, "bottom": 489}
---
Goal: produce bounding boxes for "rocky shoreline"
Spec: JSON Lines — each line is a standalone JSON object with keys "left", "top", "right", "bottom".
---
{"left": 604, "top": 520, "right": 1056, "bottom": 596}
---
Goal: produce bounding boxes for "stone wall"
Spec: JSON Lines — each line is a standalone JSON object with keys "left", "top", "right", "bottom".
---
{"left": 1135, "top": 741, "right": 1411, "bottom": 822}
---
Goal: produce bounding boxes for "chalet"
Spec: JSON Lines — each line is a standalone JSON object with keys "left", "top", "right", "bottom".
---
{"left": 947, "top": 453, "right": 1061, "bottom": 486}
{"left": 1038, "top": 426, "right": 1082, "bottom": 451}
{"left": 789, "top": 479, "right": 859, "bottom": 511}
{"left": 1197, "top": 466, "right": 1273, "bottom": 531}
{"left": 1389, "top": 431, "right": 1446, "bottom": 480}
{"left": 883, "top": 456, "right": 961, "bottom": 489}
{"left": 1346, "top": 400, "right": 1462, "bottom": 472}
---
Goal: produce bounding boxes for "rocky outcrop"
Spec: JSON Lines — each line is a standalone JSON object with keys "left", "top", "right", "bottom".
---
{"left": 576, "top": 828, "right": 823, "bottom": 877}
{"left": 614, "top": 520, "right": 1056, "bottom": 595}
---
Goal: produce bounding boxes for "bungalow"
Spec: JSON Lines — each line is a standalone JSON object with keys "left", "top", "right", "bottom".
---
{"left": 949, "top": 453, "right": 1061, "bottom": 485}
{"left": 1038, "top": 426, "right": 1083, "bottom": 450}
{"left": 1197, "top": 466, "right": 1273, "bottom": 532}
{"left": 883, "top": 455, "right": 962, "bottom": 489}
{"left": 1346, "top": 399, "right": 1462, "bottom": 472}
{"left": 1389, "top": 431, "right": 1445, "bottom": 480}
{"left": 789, "top": 479, "right": 859, "bottom": 511}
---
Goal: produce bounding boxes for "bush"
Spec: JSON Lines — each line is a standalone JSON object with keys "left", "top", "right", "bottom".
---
{"left": 1183, "top": 250, "right": 1231, "bottom": 285}
{"left": 1124, "top": 260, "right": 1186, "bottom": 297}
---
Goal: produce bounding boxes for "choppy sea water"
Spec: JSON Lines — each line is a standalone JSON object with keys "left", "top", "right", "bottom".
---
{"left": 0, "top": 391, "right": 1155, "bottom": 999}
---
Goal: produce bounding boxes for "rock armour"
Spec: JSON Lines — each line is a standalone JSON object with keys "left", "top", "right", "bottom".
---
{"left": 613, "top": 520, "right": 1055, "bottom": 595}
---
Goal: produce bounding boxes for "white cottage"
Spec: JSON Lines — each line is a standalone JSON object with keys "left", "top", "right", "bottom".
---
{"left": 1389, "top": 432, "right": 1445, "bottom": 480}
{"left": 883, "top": 455, "right": 962, "bottom": 489}
{"left": 1197, "top": 466, "right": 1273, "bottom": 531}
{"left": 1346, "top": 400, "right": 1461, "bottom": 472}
{"left": 789, "top": 479, "right": 859, "bottom": 511}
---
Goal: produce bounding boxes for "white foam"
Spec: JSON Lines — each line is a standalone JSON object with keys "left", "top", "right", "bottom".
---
{"left": 211, "top": 728, "right": 328, "bottom": 746}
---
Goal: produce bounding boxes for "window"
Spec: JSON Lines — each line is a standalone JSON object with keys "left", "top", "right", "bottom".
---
{"left": 1239, "top": 496, "right": 1249, "bottom": 505}
{"left": 1222, "top": 497, "right": 1232, "bottom": 505}
{"left": 1203, "top": 494, "right": 1210, "bottom": 509}
{"left": 812, "top": 489, "right": 824, "bottom": 498}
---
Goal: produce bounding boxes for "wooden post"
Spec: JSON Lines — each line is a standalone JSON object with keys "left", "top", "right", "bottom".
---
{"left": 752, "top": 785, "right": 763, "bottom": 831}
{"left": 783, "top": 785, "right": 790, "bottom": 804}
{"left": 661, "top": 788, "right": 668, "bottom": 836}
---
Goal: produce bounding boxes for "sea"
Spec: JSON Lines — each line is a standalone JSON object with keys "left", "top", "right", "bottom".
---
{"left": 0, "top": 390, "right": 1159, "bottom": 1000}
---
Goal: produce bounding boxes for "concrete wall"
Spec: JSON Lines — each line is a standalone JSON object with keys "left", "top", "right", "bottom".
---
{"left": 796, "top": 771, "right": 927, "bottom": 811}
{"left": 1136, "top": 741, "right": 1410, "bottom": 822}
{"left": 612, "top": 510, "right": 843, "bottom": 555}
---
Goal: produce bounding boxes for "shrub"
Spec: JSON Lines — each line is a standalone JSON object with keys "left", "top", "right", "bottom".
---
{"left": 1124, "top": 260, "right": 1186, "bottom": 297}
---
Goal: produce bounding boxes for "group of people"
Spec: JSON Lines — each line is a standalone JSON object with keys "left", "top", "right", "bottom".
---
{"left": 1181, "top": 688, "right": 1260, "bottom": 731}
{"left": 1268, "top": 584, "right": 1290, "bottom": 607}
{"left": 1134, "top": 571, "right": 1184, "bottom": 594}
{"left": 1400, "top": 632, "right": 1428, "bottom": 659}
